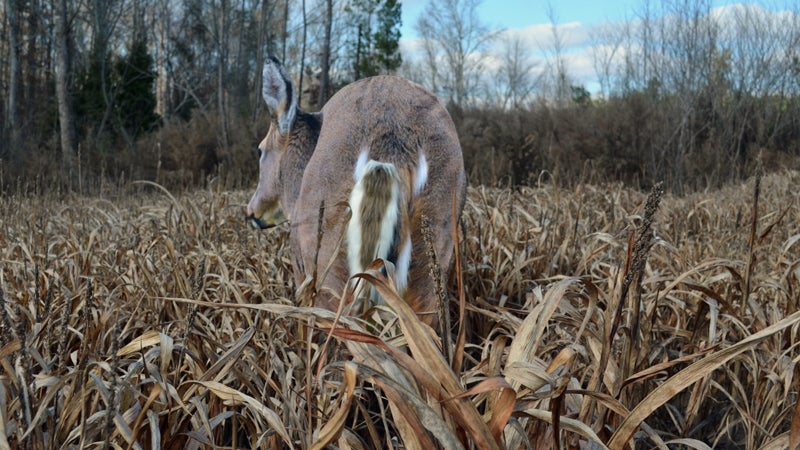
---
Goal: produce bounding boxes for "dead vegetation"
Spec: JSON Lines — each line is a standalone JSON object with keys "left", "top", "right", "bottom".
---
{"left": 1, "top": 171, "right": 799, "bottom": 449}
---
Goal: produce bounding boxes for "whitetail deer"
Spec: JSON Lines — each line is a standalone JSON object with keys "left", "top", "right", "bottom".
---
{"left": 246, "top": 57, "right": 466, "bottom": 327}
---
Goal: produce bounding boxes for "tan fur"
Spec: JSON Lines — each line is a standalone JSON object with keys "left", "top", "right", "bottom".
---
{"left": 248, "top": 59, "right": 466, "bottom": 329}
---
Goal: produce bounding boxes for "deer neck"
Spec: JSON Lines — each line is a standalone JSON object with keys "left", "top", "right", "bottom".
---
{"left": 280, "top": 110, "right": 322, "bottom": 216}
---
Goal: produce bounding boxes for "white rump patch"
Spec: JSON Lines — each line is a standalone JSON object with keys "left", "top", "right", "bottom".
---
{"left": 394, "top": 234, "right": 412, "bottom": 294}
{"left": 414, "top": 150, "right": 428, "bottom": 196}
{"left": 347, "top": 183, "right": 366, "bottom": 277}
{"left": 353, "top": 149, "right": 371, "bottom": 182}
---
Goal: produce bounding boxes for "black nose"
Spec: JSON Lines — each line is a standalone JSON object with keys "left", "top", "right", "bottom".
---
{"left": 246, "top": 214, "right": 275, "bottom": 230}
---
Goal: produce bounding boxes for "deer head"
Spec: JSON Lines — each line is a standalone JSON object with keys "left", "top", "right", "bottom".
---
{"left": 246, "top": 57, "right": 320, "bottom": 229}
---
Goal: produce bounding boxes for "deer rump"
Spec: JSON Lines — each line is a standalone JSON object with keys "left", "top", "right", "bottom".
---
{"left": 287, "top": 79, "right": 462, "bottom": 326}
{"left": 346, "top": 149, "right": 430, "bottom": 302}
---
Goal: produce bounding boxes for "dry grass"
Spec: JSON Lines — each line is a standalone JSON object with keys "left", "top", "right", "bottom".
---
{"left": 1, "top": 171, "right": 799, "bottom": 449}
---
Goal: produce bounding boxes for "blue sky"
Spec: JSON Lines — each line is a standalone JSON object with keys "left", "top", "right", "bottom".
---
{"left": 401, "top": 0, "right": 639, "bottom": 34}
{"left": 400, "top": 0, "right": 777, "bottom": 36}
{"left": 397, "top": 1, "right": 795, "bottom": 93}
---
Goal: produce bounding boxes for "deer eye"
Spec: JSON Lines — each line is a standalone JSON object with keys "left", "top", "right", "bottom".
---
{"left": 258, "top": 148, "right": 263, "bottom": 159}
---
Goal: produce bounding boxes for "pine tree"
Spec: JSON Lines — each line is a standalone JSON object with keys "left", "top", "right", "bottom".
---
{"left": 373, "top": 0, "right": 402, "bottom": 73}
{"left": 346, "top": 0, "right": 402, "bottom": 80}
{"left": 76, "top": 53, "right": 111, "bottom": 134}
{"left": 115, "top": 35, "right": 159, "bottom": 139}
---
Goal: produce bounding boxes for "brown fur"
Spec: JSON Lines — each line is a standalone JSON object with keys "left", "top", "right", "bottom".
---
{"left": 248, "top": 60, "right": 466, "bottom": 329}
{"left": 357, "top": 165, "right": 400, "bottom": 270}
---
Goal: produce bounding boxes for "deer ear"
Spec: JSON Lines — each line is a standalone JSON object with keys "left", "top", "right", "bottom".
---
{"left": 262, "top": 57, "right": 297, "bottom": 136}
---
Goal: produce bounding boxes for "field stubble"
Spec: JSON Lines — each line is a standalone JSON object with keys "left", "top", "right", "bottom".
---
{"left": 0, "top": 171, "right": 799, "bottom": 449}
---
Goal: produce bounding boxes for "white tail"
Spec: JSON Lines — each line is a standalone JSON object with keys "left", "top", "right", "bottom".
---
{"left": 246, "top": 57, "right": 466, "bottom": 328}
{"left": 348, "top": 159, "right": 401, "bottom": 275}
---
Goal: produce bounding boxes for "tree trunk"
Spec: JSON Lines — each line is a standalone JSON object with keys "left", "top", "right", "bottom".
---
{"left": 155, "top": 0, "right": 172, "bottom": 120}
{"left": 318, "top": 0, "right": 333, "bottom": 107}
{"left": 298, "top": 0, "right": 307, "bottom": 102}
{"left": 54, "top": 0, "right": 78, "bottom": 172}
{"left": 4, "top": 0, "right": 21, "bottom": 150}
{"left": 281, "top": 0, "right": 289, "bottom": 62}
{"left": 92, "top": 0, "right": 118, "bottom": 141}
{"left": 354, "top": 23, "right": 362, "bottom": 80}
{"left": 24, "top": 0, "right": 41, "bottom": 121}
{"left": 215, "top": 0, "right": 230, "bottom": 148}
{"left": 253, "top": 0, "right": 272, "bottom": 122}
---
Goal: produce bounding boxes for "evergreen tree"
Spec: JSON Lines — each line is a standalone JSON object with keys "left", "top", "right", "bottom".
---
{"left": 373, "top": 0, "right": 402, "bottom": 73}
{"left": 76, "top": 30, "right": 159, "bottom": 143}
{"left": 346, "top": 0, "right": 402, "bottom": 80}
{"left": 115, "top": 35, "right": 160, "bottom": 139}
{"left": 76, "top": 52, "right": 111, "bottom": 135}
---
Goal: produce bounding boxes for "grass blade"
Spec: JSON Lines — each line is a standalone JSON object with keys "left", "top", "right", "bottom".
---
{"left": 608, "top": 310, "right": 800, "bottom": 449}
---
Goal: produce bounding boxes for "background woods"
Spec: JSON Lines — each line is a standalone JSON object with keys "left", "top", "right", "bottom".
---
{"left": 0, "top": 0, "right": 799, "bottom": 193}
{"left": 1, "top": 2, "right": 800, "bottom": 448}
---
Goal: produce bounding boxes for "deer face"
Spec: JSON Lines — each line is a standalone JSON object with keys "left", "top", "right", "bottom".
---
{"left": 246, "top": 57, "right": 299, "bottom": 229}
{"left": 247, "top": 124, "right": 286, "bottom": 229}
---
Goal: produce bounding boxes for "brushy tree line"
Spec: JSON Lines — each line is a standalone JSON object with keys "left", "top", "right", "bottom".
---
{"left": 1, "top": 0, "right": 799, "bottom": 194}
{"left": 424, "top": 0, "right": 800, "bottom": 192}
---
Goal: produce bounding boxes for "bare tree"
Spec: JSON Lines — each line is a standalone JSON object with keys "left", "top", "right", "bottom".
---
{"left": 253, "top": 0, "right": 274, "bottom": 121}
{"left": 215, "top": 0, "right": 231, "bottom": 148}
{"left": 154, "top": 0, "right": 173, "bottom": 120}
{"left": 543, "top": 3, "right": 570, "bottom": 105}
{"left": 417, "top": 29, "right": 440, "bottom": 95}
{"left": 4, "top": 0, "right": 21, "bottom": 149}
{"left": 282, "top": 0, "right": 290, "bottom": 61}
{"left": 87, "top": 0, "right": 125, "bottom": 140}
{"left": 298, "top": 0, "right": 307, "bottom": 100}
{"left": 318, "top": 0, "right": 332, "bottom": 106}
{"left": 54, "top": 0, "right": 78, "bottom": 169}
{"left": 416, "top": 0, "right": 495, "bottom": 107}
{"left": 590, "top": 21, "right": 624, "bottom": 98}
{"left": 496, "top": 33, "right": 537, "bottom": 109}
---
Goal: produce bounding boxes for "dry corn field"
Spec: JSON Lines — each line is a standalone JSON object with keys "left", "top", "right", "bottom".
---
{"left": 1, "top": 171, "right": 799, "bottom": 450}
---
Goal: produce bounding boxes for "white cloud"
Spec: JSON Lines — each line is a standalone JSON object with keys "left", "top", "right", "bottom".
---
{"left": 497, "top": 21, "right": 593, "bottom": 52}
{"left": 401, "top": 3, "right": 800, "bottom": 98}
{"left": 399, "top": 36, "right": 425, "bottom": 56}
{"left": 483, "top": 21, "right": 601, "bottom": 88}
{"left": 400, "top": 18, "right": 603, "bottom": 96}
